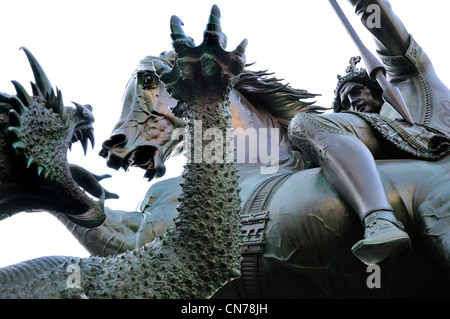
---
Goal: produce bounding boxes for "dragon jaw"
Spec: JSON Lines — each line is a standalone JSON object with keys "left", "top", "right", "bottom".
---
{"left": 0, "top": 47, "right": 109, "bottom": 228}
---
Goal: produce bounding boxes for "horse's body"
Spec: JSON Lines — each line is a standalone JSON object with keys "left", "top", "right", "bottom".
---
{"left": 62, "top": 54, "right": 450, "bottom": 298}
{"left": 137, "top": 155, "right": 450, "bottom": 298}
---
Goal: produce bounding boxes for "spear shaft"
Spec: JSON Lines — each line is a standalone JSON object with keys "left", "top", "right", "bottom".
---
{"left": 328, "top": 0, "right": 414, "bottom": 125}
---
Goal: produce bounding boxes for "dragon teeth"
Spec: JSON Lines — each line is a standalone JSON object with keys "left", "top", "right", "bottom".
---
{"left": 71, "top": 128, "right": 94, "bottom": 155}
{"left": 87, "top": 128, "right": 95, "bottom": 148}
{"left": 81, "top": 138, "right": 88, "bottom": 156}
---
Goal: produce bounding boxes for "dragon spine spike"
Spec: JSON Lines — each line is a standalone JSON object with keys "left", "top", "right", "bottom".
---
{"left": 56, "top": 88, "right": 66, "bottom": 121}
{"left": 26, "top": 156, "right": 35, "bottom": 168}
{"left": 10, "top": 95, "right": 28, "bottom": 114}
{"left": 36, "top": 166, "right": 44, "bottom": 176}
{"left": 7, "top": 126, "right": 21, "bottom": 137}
{"left": 20, "top": 47, "right": 54, "bottom": 99}
{"left": 63, "top": 116, "right": 70, "bottom": 129}
{"left": 8, "top": 109, "right": 23, "bottom": 126}
{"left": 30, "top": 82, "right": 45, "bottom": 100}
{"left": 48, "top": 89, "right": 57, "bottom": 112}
{"left": 11, "top": 80, "right": 33, "bottom": 107}
{"left": 0, "top": 93, "right": 12, "bottom": 106}
{"left": 12, "top": 141, "right": 26, "bottom": 151}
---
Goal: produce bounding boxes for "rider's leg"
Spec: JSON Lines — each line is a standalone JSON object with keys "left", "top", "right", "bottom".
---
{"left": 288, "top": 112, "right": 411, "bottom": 264}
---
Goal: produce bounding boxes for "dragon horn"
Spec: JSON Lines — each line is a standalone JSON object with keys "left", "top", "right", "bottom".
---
{"left": 30, "top": 82, "right": 45, "bottom": 100}
{"left": 20, "top": 47, "right": 54, "bottom": 99}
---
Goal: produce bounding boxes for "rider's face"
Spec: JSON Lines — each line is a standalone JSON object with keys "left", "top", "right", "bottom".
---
{"left": 340, "top": 83, "right": 383, "bottom": 113}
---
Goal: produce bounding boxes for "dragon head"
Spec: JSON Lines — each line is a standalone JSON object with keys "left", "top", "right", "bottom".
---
{"left": 0, "top": 48, "right": 112, "bottom": 228}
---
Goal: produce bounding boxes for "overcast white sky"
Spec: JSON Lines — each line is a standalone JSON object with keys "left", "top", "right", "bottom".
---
{"left": 0, "top": 0, "right": 448, "bottom": 267}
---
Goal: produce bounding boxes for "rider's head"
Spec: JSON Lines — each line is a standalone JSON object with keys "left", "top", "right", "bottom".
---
{"left": 332, "top": 57, "right": 383, "bottom": 113}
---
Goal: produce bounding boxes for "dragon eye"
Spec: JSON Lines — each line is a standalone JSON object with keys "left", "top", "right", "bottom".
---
{"left": 73, "top": 102, "right": 95, "bottom": 123}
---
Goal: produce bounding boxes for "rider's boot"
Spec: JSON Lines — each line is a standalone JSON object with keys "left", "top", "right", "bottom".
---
{"left": 287, "top": 114, "right": 413, "bottom": 265}
{"left": 351, "top": 209, "right": 411, "bottom": 265}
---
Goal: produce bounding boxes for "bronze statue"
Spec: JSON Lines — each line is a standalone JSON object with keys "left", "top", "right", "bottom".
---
{"left": 71, "top": 3, "right": 449, "bottom": 297}
{"left": 0, "top": 2, "right": 449, "bottom": 299}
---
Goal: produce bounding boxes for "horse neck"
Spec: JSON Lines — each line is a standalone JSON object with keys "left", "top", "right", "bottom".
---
{"left": 229, "top": 89, "right": 292, "bottom": 167}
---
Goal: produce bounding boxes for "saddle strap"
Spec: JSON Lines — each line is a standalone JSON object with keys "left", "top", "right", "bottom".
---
{"left": 236, "top": 172, "right": 295, "bottom": 299}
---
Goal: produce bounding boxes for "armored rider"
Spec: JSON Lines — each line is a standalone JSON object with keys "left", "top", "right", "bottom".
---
{"left": 288, "top": 0, "right": 450, "bottom": 265}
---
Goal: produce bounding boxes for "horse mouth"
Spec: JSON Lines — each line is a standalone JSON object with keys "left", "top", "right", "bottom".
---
{"left": 124, "top": 146, "right": 166, "bottom": 182}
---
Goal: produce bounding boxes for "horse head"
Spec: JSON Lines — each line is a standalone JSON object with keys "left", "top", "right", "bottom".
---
{"left": 100, "top": 52, "right": 185, "bottom": 181}
{"left": 100, "top": 52, "right": 326, "bottom": 181}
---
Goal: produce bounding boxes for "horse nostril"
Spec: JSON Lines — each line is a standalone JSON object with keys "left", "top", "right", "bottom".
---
{"left": 132, "top": 146, "right": 157, "bottom": 166}
{"left": 101, "top": 134, "right": 127, "bottom": 150}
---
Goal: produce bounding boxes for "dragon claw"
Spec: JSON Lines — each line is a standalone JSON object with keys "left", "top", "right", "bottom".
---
{"left": 170, "top": 15, "right": 195, "bottom": 46}
{"left": 235, "top": 39, "right": 248, "bottom": 55}
{"left": 204, "top": 4, "right": 227, "bottom": 49}
{"left": 158, "top": 5, "right": 246, "bottom": 106}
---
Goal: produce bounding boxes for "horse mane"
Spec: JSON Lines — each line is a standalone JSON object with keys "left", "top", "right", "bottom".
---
{"left": 151, "top": 53, "right": 327, "bottom": 130}
{"left": 234, "top": 69, "right": 329, "bottom": 132}
{"left": 150, "top": 52, "right": 328, "bottom": 137}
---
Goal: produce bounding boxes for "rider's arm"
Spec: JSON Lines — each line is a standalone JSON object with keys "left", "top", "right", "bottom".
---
{"left": 346, "top": 0, "right": 411, "bottom": 57}
{"left": 346, "top": 0, "right": 450, "bottom": 135}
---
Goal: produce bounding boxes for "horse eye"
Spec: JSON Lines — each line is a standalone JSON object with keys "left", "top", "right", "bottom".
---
{"left": 143, "top": 74, "right": 157, "bottom": 87}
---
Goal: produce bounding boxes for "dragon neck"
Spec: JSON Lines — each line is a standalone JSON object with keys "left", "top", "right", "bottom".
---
{"left": 125, "top": 96, "right": 243, "bottom": 298}
{"left": 167, "top": 96, "right": 242, "bottom": 297}
{"left": 83, "top": 96, "right": 242, "bottom": 298}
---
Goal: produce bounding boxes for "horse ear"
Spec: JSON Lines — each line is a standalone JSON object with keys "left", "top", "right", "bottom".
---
{"left": 158, "top": 51, "right": 176, "bottom": 66}
{"left": 167, "top": 51, "right": 175, "bottom": 65}
{"left": 152, "top": 60, "right": 172, "bottom": 78}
